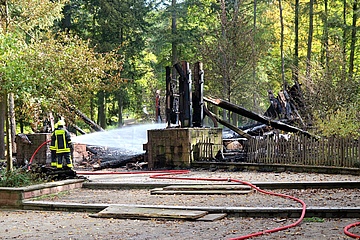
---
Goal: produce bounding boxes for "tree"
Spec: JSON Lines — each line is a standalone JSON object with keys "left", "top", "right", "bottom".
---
{"left": 67, "top": 0, "right": 152, "bottom": 127}
{"left": 306, "top": 0, "right": 314, "bottom": 80}
{"left": 0, "top": 0, "right": 123, "bottom": 169}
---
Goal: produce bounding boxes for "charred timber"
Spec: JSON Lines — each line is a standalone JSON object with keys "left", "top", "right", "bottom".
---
{"left": 72, "top": 125, "right": 87, "bottom": 135}
{"left": 68, "top": 105, "right": 104, "bottom": 132}
{"left": 203, "top": 105, "right": 218, "bottom": 127}
{"left": 205, "top": 109, "right": 252, "bottom": 140}
{"left": 95, "top": 154, "right": 145, "bottom": 170}
{"left": 204, "top": 96, "right": 316, "bottom": 139}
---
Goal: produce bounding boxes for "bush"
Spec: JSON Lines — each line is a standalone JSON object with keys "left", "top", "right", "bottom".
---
{"left": 0, "top": 168, "right": 45, "bottom": 187}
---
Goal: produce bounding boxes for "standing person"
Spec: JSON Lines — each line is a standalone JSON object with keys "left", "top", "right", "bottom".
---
{"left": 51, "top": 119, "right": 73, "bottom": 169}
{"left": 155, "top": 89, "right": 162, "bottom": 123}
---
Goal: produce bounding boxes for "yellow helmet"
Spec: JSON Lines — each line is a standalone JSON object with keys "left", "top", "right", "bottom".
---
{"left": 57, "top": 120, "right": 65, "bottom": 126}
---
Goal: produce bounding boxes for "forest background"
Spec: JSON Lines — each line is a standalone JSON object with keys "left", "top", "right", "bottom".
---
{"left": 0, "top": 0, "right": 359, "bottom": 164}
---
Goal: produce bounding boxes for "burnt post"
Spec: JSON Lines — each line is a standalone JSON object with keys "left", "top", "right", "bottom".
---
{"left": 192, "top": 62, "right": 204, "bottom": 127}
{"left": 175, "top": 61, "right": 192, "bottom": 127}
{"left": 165, "top": 66, "right": 178, "bottom": 126}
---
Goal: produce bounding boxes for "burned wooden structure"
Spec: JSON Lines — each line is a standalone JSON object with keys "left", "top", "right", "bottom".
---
{"left": 159, "top": 61, "right": 315, "bottom": 164}
{"left": 166, "top": 61, "right": 204, "bottom": 128}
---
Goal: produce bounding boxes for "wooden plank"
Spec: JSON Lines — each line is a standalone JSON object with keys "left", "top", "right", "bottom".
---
{"left": 150, "top": 190, "right": 253, "bottom": 195}
{"left": 161, "top": 184, "right": 251, "bottom": 191}
{"left": 196, "top": 213, "right": 227, "bottom": 221}
{"left": 93, "top": 205, "right": 208, "bottom": 220}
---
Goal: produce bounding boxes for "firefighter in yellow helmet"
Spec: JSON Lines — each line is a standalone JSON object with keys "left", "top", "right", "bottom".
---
{"left": 50, "top": 119, "right": 73, "bottom": 169}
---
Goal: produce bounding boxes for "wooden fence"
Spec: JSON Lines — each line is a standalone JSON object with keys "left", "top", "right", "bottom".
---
{"left": 247, "top": 135, "right": 360, "bottom": 168}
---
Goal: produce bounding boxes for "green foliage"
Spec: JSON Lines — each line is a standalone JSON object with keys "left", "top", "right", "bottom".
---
{"left": 8, "top": 0, "right": 67, "bottom": 32}
{"left": 0, "top": 168, "right": 45, "bottom": 187}
{"left": 314, "top": 106, "right": 360, "bottom": 138}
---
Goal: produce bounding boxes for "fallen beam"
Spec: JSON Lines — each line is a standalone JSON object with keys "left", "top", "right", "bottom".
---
{"left": 206, "top": 109, "right": 252, "bottom": 140}
{"left": 204, "top": 96, "right": 316, "bottom": 138}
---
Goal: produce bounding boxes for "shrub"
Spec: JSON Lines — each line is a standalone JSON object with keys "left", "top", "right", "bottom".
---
{"left": 0, "top": 168, "right": 45, "bottom": 187}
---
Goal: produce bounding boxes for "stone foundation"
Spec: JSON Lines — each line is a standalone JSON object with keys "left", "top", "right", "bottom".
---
{"left": 147, "top": 128, "right": 222, "bottom": 169}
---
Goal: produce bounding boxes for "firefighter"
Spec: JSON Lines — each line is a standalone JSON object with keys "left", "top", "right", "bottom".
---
{"left": 51, "top": 119, "right": 73, "bottom": 169}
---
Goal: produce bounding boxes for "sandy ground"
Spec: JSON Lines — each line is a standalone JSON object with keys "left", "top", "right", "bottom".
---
{"left": 1, "top": 170, "right": 360, "bottom": 240}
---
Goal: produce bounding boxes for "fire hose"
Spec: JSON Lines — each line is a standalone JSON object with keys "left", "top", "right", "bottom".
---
{"left": 29, "top": 141, "right": 358, "bottom": 239}
{"left": 27, "top": 140, "right": 51, "bottom": 171}
{"left": 344, "top": 222, "right": 360, "bottom": 239}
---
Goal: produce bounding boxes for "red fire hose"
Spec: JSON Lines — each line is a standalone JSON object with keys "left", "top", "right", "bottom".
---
{"left": 344, "top": 222, "right": 360, "bottom": 239}
{"left": 27, "top": 140, "right": 51, "bottom": 170}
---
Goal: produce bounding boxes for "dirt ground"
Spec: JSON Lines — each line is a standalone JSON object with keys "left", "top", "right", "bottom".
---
{"left": 1, "top": 210, "right": 359, "bottom": 240}
{"left": 1, "top": 170, "right": 360, "bottom": 240}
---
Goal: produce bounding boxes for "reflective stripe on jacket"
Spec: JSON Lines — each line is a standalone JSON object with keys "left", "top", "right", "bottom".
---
{"left": 51, "top": 128, "right": 72, "bottom": 153}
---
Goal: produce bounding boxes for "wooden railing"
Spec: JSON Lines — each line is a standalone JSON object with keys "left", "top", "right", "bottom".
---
{"left": 247, "top": 135, "right": 360, "bottom": 168}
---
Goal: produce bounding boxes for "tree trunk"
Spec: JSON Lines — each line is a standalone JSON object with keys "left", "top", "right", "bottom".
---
{"left": 279, "top": 0, "right": 285, "bottom": 87}
{"left": 321, "top": 0, "right": 329, "bottom": 72}
{"left": 306, "top": 0, "right": 314, "bottom": 80}
{"left": 252, "top": 0, "right": 258, "bottom": 110}
{"left": 6, "top": 93, "right": 12, "bottom": 171}
{"left": 342, "top": 0, "right": 347, "bottom": 80}
{"left": 348, "top": 0, "right": 357, "bottom": 79}
{"left": 171, "top": 0, "right": 178, "bottom": 79}
{"left": 97, "top": 90, "right": 106, "bottom": 129}
{"left": 9, "top": 93, "right": 16, "bottom": 156}
{"left": 0, "top": 96, "right": 5, "bottom": 159}
{"left": 117, "top": 92, "right": 124, "bottom": 127}
{"left": 220, "top": 0, "right": 229, "bottom": 121}
{"left": 293, "top": 0, "right": 299, "bottom": 85}
{"left": 90, "top": 96, "right": 95, "bottom": 121}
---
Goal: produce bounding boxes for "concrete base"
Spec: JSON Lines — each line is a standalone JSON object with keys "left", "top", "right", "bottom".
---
{"left": 146, "top": 128, "right": 222, "bottom": 169}
{"left": 0, "top": 179, "right": 84, "bottom": 208}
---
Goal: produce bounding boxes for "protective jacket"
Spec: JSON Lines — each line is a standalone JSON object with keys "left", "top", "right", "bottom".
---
{"left": 51, "top": 126, "right": 72, "bottom": 153}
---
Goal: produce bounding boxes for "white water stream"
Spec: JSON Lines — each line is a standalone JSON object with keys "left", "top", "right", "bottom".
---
{"left": 72, "top": 123, "right": 166, "bottom": 154}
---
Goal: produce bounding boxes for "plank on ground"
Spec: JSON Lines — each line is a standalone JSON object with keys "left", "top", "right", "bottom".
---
{"left": 150, "top": 189, "right": 253, "bottom": 195}
{"left": 161, "top": 184, "right": 252, "bottom": 191}
{"left": 196, "top": 213, "right": 227, "bottom": 221}
{"left": 91, "top": 205, "right": 208, "bottom": 220}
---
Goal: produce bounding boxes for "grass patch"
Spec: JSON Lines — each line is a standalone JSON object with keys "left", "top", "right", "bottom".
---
{"left": 303, "top": 217, "right": 325, "bottom": 223}
{"left": 32, "top": 190, "right": 71, "bottom": 201}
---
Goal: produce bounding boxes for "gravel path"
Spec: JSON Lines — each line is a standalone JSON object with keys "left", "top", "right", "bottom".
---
{"left": 1, "top": 170, "right": 360, "bottom": 240}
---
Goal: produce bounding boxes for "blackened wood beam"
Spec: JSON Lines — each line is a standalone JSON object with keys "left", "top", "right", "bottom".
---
{"left": 205, "top": 108, "right": 252, "bottom": 140}
{"left": 204, "top": 96, "right": 316, "bottom": 139}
